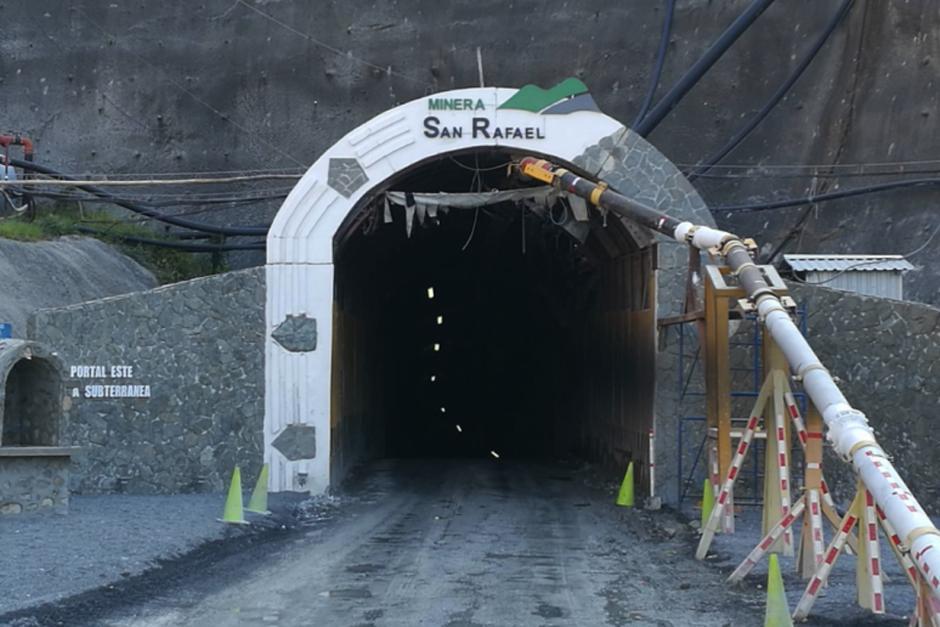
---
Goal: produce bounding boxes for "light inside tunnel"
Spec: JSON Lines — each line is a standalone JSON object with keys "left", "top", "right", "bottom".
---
{"left": 329, "top": 149, "right": 657, "bottom": 485}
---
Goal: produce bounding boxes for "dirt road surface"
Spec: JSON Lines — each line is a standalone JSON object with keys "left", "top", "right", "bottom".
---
{"left": 73, "top": 459, "right": 762, "bottom": 627}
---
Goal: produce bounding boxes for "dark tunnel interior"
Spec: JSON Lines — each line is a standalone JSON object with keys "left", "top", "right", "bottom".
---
{"left": 330, "top": 150, "right": 657, "bottom": 485}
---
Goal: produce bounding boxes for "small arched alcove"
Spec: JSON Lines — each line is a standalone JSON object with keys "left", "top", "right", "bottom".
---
{"left": 0, "top": 340, "right": 74, "bottom": 516}
{"left": 0, "top": 341, "right": 65, "bottom": 447}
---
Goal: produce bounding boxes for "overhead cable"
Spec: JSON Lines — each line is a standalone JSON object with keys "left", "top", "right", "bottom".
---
{"left": 634, "top": 0, "right": 777, "bottom": 137}
{"left": 687, "top": 0, "right": 855, "bottom": 179}
{"left": 632, "top": 0, "right": 677, "bottom": 129}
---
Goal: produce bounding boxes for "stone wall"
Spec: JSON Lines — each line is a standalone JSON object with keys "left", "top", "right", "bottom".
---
{"left": 28, "top": 268, "right": 265, "bottom": 494}
{"left": 0, "top": 455, "right": 71, "bottom": 515}
{"left": 788, "top": 283, "right": 940, "bottom": 513}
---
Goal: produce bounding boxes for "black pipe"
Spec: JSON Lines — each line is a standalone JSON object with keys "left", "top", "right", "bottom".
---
{"left": 74, "top": 226, "right": 266, "bottom": 252}
{"left": 632, "top": 0, "right": 677, "bottom": 129}
{"left": 688, "top": 0, "right": 854, "bottom": 179}
{"left": 9, "top": 157, "right": 270, "bottom": 237}
{"left": 634, "top": 0, "right": 777, "bottom": 137}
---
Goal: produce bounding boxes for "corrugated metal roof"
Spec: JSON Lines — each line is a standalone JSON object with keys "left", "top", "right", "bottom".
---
{"left": 783, "top": 254, "right": 915, "bottom": 272}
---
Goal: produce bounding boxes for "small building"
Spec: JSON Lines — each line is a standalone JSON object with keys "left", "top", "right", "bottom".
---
{"left": 782, "top": 254, "right": 915, "bottom": 300}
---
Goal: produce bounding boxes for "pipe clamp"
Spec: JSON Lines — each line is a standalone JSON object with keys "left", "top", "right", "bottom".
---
{"left": 907, "top": 526, "right": 940, "bottom": 550}
{"left": 796, "top": 362, "right": 829, "bottom": 381}
{"left": 589, "top": 181, "right": 608, "bottom": 206}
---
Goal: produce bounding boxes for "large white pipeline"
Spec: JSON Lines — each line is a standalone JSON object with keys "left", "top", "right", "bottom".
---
{"left": 672, "top": 220, "right": 940, "bottom": 597}
{"left": 517, "top": 157, "right": 940, "bottom": 598}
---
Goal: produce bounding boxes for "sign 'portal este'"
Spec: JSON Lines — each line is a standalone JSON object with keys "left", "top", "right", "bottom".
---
{"left": 69, "top": 364, "right": 151, "bottom": 399}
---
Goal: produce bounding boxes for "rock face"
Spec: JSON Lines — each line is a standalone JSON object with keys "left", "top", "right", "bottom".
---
{"left": 3, "top": 1, "right": 938, "bottom": 298}
{"left": 29, "top": 268, "right": 264, "bottom": 494}
{"left": 0, "top": 236, "right": 157, "bottom": 338}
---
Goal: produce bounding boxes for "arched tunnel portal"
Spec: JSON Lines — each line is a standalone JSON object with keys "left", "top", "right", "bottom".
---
{"left": 264, "top": 84, "right": 715, "bottom": 501}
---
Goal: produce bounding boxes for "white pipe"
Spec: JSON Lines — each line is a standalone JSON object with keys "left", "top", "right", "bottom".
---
{"left": 717, "top": 241, "right": 940, "bottom": 598}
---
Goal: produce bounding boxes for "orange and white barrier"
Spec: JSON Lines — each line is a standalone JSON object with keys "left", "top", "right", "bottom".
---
{"left": 794, "top": 495, "right": 861, "bottom": 620}
{"left": 696, "top": 414, "right": 759, "bottom": 559}
{"left": 728, "top": 496, "right": 806, "bottom": 583}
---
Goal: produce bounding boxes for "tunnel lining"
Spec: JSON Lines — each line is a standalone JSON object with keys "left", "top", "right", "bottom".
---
{"left": 329, "top": 148, "right": 657, "bottom": 486}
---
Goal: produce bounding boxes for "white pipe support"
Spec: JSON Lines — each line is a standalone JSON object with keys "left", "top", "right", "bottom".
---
{"left": 668, "top": 219, "right": 940, "bottom": 600}
{"left": 854, "top": 445, "right": 940, "bottom": 594}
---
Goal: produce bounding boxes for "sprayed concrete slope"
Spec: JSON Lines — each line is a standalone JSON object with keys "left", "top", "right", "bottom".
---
{"left": 0, "top": 236, "right": 156, "bottom": 337}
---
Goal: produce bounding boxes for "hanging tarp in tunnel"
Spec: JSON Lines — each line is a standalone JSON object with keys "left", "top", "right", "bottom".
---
{"left": 383, "top": 187, "right": 593, "bottom": 242}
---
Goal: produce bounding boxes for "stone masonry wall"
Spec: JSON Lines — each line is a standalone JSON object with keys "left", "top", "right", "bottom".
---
{"left": 787, "top": 283, "right": 940, "bottom": 513}
{"left": 0, "top": 457, "right": 70, "bottom": 515}
{"left": 28, "top": 268, "right": 265, "bottom": 494}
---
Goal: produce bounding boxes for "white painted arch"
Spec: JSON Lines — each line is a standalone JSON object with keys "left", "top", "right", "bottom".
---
{"left": 265, "top": 85, "right": 633, "bottom": 493}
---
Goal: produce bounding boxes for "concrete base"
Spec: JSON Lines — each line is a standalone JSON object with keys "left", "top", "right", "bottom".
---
{"left": 0, "top": 446, "right": 78, "bottom": 515}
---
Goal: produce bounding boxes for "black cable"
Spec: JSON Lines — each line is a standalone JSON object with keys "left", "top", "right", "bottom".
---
{"left": 711, "top": 177, "right": 940, "bottom": 214}
{"left": 632, "top": 0, "right": 677, "bottom": 129}
{"left": 634, "top": 0, "right": 777, "bottom": 137}
{"left": 688, "top": 0, "right": 854, "bottom": 180}
{"left": 74, "top": 226, "right": 266, "bottom": 252}
{"left": 9, "top": 158, "right": 270, "bottom": 237}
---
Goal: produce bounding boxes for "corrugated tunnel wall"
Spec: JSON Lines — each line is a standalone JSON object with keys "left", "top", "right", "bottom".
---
{"left": 328, "top": 151, "right": 656, "bottom": 486}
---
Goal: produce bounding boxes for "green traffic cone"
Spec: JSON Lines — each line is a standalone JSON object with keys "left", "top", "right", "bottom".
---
{"left": 246, "top": 463, "right": 270, "bottom": 514}
{"left": 765, "top": 553, "right": 794, "bottom": 627}
{"left": 616, "top": 462, "right": 634, "bottom": 507}
{"left": 221, "top": 466, "right": 248, "bottom": 525}
{"left": 702, "top": 478, "right": 715, "bottom": 528}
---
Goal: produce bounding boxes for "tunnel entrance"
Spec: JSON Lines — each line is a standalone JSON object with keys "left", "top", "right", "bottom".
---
{"left": 329, "top": 150, "right": 657, "bottom": 484}
{"left": 264, "top": 84, "right": 716, "bottom": 497}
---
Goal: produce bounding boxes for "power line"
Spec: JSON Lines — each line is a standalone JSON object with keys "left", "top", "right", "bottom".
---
{"left": 0, "top": 173, "right": 301, "bottom": 187}
{"left": 711, "top": 177, "right": 940, "bottom": 214}
{"left": 677, "top": 157, "right": 940, "bottom": 171}
{"left": 687, "top": 167, "right": 940, "bottom": 180}
{"left": 791, "top": 223, "right": 940, "bottom": 287}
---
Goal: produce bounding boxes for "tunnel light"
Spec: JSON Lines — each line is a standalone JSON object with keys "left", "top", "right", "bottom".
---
{"left": 456, "top": 424, "right": 462, "bottom": 433}
{"left": 440, "top": 407, "right": 446, "bottom": 413}
{"left": 433, "top": 343, "right": 441, "bottom": 352}
{"left": 430, "top": 375, "right": 437, "bottom": 382}
{"left": 490, "top": 450, "right": 500, "bottom": 459}
{"left": 436, "top": 315, "right": 444, "bottom": 325}
{"left": 427, "top": 286, "right": 435, "bottom": 299}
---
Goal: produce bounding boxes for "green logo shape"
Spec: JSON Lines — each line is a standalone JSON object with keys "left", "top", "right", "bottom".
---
{"left": 498, "top": 78, "right": 590, "bottom": 113}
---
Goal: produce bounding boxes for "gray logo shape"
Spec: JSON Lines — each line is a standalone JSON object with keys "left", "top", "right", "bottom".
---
{"left": 327, "top": 157, "right": 369, "bottom": 198}
{"left": 272, "top": 424, "right": 317, "bottom": 461}
{"left": 271, "top": 314, "right": 317, "bottom": 352}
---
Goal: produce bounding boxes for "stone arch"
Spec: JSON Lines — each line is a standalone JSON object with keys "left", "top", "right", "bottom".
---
{"left": 265, "top": 82, "right": 714, "bottom": 494}
{"left": 0, "top": 341, "right": 65, "bottom": 447}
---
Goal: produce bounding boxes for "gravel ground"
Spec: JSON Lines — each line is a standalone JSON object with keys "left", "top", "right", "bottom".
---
{"left": 686, "top": 503, "right": 919, "bottom": 625}
{"left": 0, "top": 494, "right": 241, "bottom": 614}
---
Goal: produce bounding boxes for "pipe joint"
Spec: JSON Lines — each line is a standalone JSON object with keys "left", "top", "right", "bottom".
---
{"left": 795, "top": 362, "right": 828, "bottom": 382}
{"left": 824, "top": 405, "right": 874, "bottom": 459}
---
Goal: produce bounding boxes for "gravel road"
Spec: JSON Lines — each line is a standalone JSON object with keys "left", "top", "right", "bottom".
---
{"left": 93, "top": 459, "right": 766, "bottom": 627}
{"left": 1, "top": 460, "right": 920, "bottom": 626}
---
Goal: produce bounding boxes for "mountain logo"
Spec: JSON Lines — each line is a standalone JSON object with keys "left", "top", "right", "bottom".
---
{"left": 498, "top": 78, "right": 600, "bottom": 115}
